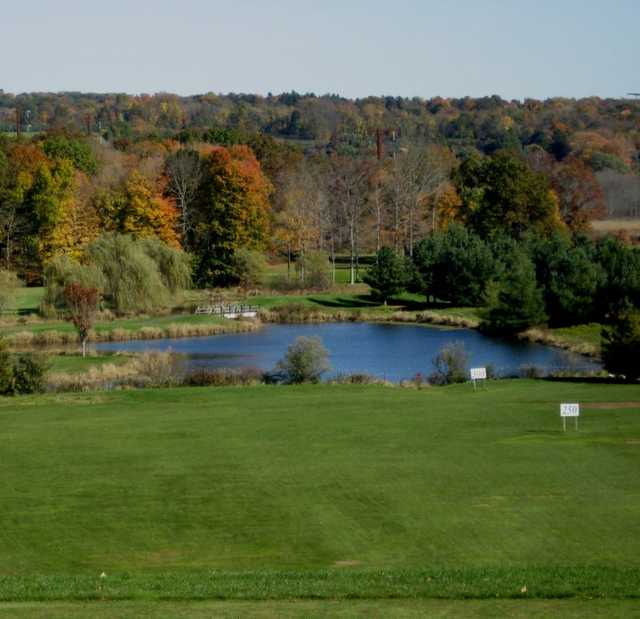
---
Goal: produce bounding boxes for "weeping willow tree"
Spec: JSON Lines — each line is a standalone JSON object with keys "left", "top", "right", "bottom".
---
{"left": 87, "top": 234, "right": 191, "bottom": 314}
{"left": 41, "top": 256, "right": 104, "bottom": 317}
{"left": 139, "top": 238, "right": 192, "bottom": 295}
{"left": 42, "top": 234, "right": 192, "bottom": 316}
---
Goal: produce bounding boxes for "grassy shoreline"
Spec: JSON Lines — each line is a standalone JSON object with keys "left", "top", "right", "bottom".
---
{"left": 3, "top": 286, "right": 602, "bottom": 359}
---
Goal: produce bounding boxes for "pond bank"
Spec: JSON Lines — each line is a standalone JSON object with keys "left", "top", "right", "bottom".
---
{"left": 2, "top": 303, "right": 600, "bottom": 361}
{"left": 257, "top": 307, "right": 600, "bottom": 360}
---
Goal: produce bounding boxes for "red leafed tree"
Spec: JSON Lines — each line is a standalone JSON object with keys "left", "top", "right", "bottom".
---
{"left": 63, "top": 283, "right": 99, "bottom": 357}
{"left": 551, "top": 157, "right": 606, "bottom": 231}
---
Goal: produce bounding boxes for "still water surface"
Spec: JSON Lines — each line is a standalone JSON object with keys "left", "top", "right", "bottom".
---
{"left": 96, "top": 322, "right": 600, "bottom": 382}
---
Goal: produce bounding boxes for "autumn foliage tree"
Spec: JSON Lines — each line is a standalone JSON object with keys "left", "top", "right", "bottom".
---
{"left": 191, "top": 145, "right": 272, "bottom": 286}
{"left": 550, "top": 157, "right": 606, "bottom": 231}
{"left": 122, "top": 171, "right": 180, "bottom": 247}
{"left": 63, "top": 282, "right": 99, "bottom": 357}
{"left": 455, "top": 151, "right": 563, "bottom": 240}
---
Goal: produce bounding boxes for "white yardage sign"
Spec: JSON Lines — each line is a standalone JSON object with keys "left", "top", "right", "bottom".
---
{"left": 470, "top": 367, "right": 487, "bottom": 380}
{"left": 560, "top": 403, "right": 580, "bottom": 417}
{"left": 560, "top": 403, "right": 580, "bottom": 431}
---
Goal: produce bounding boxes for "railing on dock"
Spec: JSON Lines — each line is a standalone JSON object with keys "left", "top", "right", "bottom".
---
{"left": 194, "top": 304, "right": 259, "bottom": 318}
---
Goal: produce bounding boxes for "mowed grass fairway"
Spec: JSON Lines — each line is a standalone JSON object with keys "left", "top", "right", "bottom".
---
{"left": 0, "top": 381, "right": 639, "bottom": 609}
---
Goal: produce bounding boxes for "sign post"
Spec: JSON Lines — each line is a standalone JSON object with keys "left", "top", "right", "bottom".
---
{"left": 470, "top": 367, "right": 487, "bottom": 390}
{"left": 560, "top": 403, "right": 580, "bottom": 431}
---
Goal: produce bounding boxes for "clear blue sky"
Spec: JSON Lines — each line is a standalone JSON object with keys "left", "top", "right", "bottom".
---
{"left": 2, "top": 0, "right": 638, "bottom": 99}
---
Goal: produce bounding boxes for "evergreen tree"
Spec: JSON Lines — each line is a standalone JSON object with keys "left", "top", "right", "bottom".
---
{"left": 601, "top": 307, "right": 640, "bottom": 380}
{"left": 364, "top": 247, "right": 410, "bottom": 304}
{"left": 481, "top": 247, "right": 546, "bottom": 334}
{"left": 594, "top": 237, "right": 640, "bottom": 319}
{"left": 528, "top": 233, "right": 605, "bottom": 326}
{"left": 412, "top": 225, "right": 496, "bottom": 306}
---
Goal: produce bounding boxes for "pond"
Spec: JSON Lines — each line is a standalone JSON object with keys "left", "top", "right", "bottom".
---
{"left": 96, "top": 322, "right": 601, "bottom": 382}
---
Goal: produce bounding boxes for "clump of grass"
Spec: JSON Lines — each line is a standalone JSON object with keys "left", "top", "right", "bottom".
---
{"left": 47, "top": 362, "right": 139, "bottom": 392}
{"left": 47, "top": 351, "right": 182, "bottom": 391}
{"left": 6, "top": 319, "right": 262, "bottom": 348}
{"left": 331, "top": 372, "right": 390, "bottom": 386}
{"left": 183, "top": 367, "right": 264, "bottom": 387}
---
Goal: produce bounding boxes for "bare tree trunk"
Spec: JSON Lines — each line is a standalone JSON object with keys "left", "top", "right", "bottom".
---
{"left": 393, "top": 200, "right": 400, "bottom": 253}
{"left": 349, "top": 223, "right": 355, "bottom": 286}
{"left": 299, "top": 244, "right": 305, "bottom": 284}
{"left": 375, "top": 190, "right": 382, "bottom": 255}
{"left": 82, "top": 338, "right": 87, "bottom": 358}
{"left": 331, "top": 236, "right": 336, "bottom": 284}
{"left": 409, "top": 202, "right": 414, "bottom": 258}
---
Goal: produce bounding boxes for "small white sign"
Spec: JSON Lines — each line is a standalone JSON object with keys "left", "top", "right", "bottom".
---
{"left": 560, "top": 403, "right": 580, "bottom": 417}
{"left": 470, "top": 367, "right": 487, "bottom": 380}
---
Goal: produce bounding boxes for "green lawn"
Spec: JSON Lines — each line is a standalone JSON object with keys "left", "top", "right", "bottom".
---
{"left": 264, "top": 260, "right": 369, "bottom": 286}
{"left": 1, "top": 599, "right": 639, "bottom": 618}
{"left": 550, "top": 323, "right": 603, "bottom": 348}
{"left": 5, "top": 286, "right": 44, "bottom": 314}
{"left": 48, "top": 353, "right": 131, "bottom": 374}
{"left": 0, "top": 380, "right": 639, "bottom": 603}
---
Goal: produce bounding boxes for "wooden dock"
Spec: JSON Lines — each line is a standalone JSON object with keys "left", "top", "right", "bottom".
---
{"left": 194, "top": 304, "right": 259, "bottom": 319}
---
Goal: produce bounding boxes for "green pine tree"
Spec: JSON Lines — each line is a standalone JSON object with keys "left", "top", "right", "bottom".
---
{"left": 364, "top": 247, "right": 410, "bottom": 304}
{"left": 602, "top": 308, "right": 640, "bottom": 380}
{"left": 481, "top": 247, "right": 547, "bottom": 334}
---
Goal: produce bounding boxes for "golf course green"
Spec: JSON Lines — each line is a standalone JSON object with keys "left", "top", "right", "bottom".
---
{"left": 0, "top": 380, "right": 639, "bottom": 615}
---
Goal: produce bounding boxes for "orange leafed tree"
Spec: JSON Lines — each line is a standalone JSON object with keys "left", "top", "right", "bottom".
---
{"left": 122, "top": 171, "right": 180, "bottom": 248}
{"left": 191, "top": 145, "right": 272, "bottom": 286}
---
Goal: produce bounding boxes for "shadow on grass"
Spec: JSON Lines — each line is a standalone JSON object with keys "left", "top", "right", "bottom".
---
{"left": 307, "top": 294, "right": 456, "bottom": 312}
{"left": 308, "top": 295, "right": 380, "bottom": 309}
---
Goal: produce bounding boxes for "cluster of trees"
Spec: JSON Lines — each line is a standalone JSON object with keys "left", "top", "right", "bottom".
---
{"left": 367, "top": 227, "right": 640, "bottom": 337}
{"left": 0, "top": 132, "right": 276, "bottom": 287}
{"left": 1, "top": 90, "right": 638, "bottom": 287}
{"left": 2, "top": 92, "right": 638, "bottom": 170}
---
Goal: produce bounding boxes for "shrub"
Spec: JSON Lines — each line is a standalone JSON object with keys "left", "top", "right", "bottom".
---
{"left": 274, "top": 336, "right": 331, "bottom": 384}
{"left": 429, "top": 342, "right": 469, "bottom": 385}
{"left": 270, "top": 274, "right": 302, "bottom": 292}
{"left": 12, "top": 354, "right": 49, "bottom": 394}
{"left": 0, "top": 340, "right": 12, "bottom": 394}
{"left": 233, "top": 249, "right": 267, "bottom": 289}
{"left": 0, "top": 270, "right": 22, "bottom": 313}
{"left": 298, "top": 251, "right": 331, "bottom": 290}
{"left": 133, "top": 351, "right": 182, "bottom": 387}
{"left": 0, "top": 343, "right": 49, "bottom": 396}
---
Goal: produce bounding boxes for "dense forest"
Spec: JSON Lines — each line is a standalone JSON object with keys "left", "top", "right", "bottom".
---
{"left": 1, "top": 90, "right": 639, "bottom": 288}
